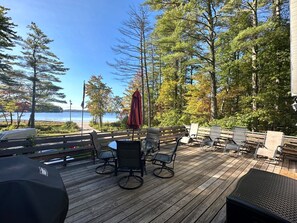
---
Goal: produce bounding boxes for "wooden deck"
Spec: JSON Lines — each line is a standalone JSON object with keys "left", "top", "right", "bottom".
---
{"left": 59, "top": 143, "right": 297, "bottom": 223}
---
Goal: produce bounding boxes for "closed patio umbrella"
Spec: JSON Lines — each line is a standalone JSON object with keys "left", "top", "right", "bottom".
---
{"left": 127, "top": 89, "right": 142, "bottom": 140}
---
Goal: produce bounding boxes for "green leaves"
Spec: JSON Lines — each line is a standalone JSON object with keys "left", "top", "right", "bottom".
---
{"left": 144, "top": 0, "right": 295, "bottom": 133}
{"left": 85, "top": 75, "right": 113, "bottom": 127}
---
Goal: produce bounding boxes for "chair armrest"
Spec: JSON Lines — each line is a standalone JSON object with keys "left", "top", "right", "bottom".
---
{"left": 214, "top": 137, "right": 221, "bottom": 142}
{"left": 277, "top": 145, "right": 284, "bottom": 154}
{"left": 256, "top": 142, "right": 264, "bottom": 148}
{"left": 110, "top": 149, "right": 117, "bottom": 157}
{"left": 225, "top": 138, "right": 236, "bottom": 144}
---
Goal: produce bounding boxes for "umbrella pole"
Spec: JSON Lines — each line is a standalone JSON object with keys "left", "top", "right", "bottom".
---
{"left": 132, "top": 129, "right": 134, "bottom": 141}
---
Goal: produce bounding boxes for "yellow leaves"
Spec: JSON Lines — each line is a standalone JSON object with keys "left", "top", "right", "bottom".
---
{"left": 186, "top": 80, "right": 211, "bottom": 116}
{"left": 157, "top": 80, "right": 177, "bottom": 107}
{"left": 4, "top": 100, "right": 18, "bottom": 113}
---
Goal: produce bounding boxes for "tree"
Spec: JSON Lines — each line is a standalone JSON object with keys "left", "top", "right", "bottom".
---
{"left": 146, "top": 0, "right": 225, "bottom": 122}
{"left": 86, "top": 75, "right": 112, "bottom": 128}
{"left": 144, "top": 2, "right": 191, "bottom": 125}
{"left": 183, "top": 0, "right": 225, "bottom": 120}
{"left": 108, "top": 5, "right": 152, "bottom": 126}
{"left": 110, "top": 95, "right": 123, "bottom": 119}
{"left": 217, "top": 0, "right": 293, "bottom": 132}
{"left": 0, "top": 6, "right": 19, "bottom": 86}
{"left": 20, "top": 22, "right": 68, "bottom": 128}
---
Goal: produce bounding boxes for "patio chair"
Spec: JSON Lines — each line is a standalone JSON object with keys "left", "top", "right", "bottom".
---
{"left": 254, "top": 131, "right": 284, "bottom": 160}
{"left": 91, "top": 131, "right": 116, "bottom": 174}
{"left": 180, "top": 123, "right": 199, "bottom": 144}
{"left": 142, "top": 127, "right": 160, "bottom": 158}
{"left": 224, "top": 127, "right": 247, "bottom": 154}
{"left": 200, "top": 126, "right": 221, "bottom": 148}
{"left": 115, "top": 140, "right": 144, "bottom": 190}
{"left": 151, "top": 137, "right": 182, "bottom": 178}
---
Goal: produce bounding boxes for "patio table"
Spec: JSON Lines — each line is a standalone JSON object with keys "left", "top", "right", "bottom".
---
{"left": 226, "top": 168, "right": 297, "bottom": 223}
{"left": 108, "top": 139, "right": 146, "bottom": 152}
{"left": 108, "top": 139, "right": 130, "bottom": 150}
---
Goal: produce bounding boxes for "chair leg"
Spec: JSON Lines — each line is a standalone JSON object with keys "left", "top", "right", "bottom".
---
{"left": 118, "top": 171, "right": 143, "bottom": 190}
{"left": 95, "top": 159, "right": 115, "bottom": 174}
{"left": 153, "top": 163, "right": 174, "bottom": 178}
{"left": 142, "top": 158, "right": 147, "bottom": 175}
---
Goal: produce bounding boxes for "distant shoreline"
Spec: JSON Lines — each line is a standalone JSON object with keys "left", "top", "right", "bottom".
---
{"left": 63, "top": 109, "right": 89, "bottom": 112}
{"left": 0, "top": 111, "right": 118, "bottom": 123}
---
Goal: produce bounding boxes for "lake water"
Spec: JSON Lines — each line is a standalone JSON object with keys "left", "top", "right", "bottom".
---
{"left": 0, "top": 111, "right": 118, "bottom": 123}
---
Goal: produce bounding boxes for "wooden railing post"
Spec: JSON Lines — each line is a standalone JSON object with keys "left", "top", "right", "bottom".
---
{"left": 63, "top": 135, "right": 67, "bottom": 167}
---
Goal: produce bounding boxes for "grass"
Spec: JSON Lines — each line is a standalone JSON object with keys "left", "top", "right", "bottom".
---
{"left": 0, "top": 121, "right": 80, "bottom": 136}
{"left": 89, "top": 120, "right": 125, "bottom": 132}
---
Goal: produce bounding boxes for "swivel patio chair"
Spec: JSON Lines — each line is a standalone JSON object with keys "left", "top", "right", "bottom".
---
{"left": 180, "top": 123, "right": 199, "bottom": 144}
{"left": 254, "top": 130, "right": 284, "bottom": 160}
{"left": 115, "top": 140, "right": 144, "bottom": 190}
{"left": 151, "top": 137, "right": 182, "bottom": 178}
{"left": 91, "top": 131, "right": 116, "bottom": 174}
{"left": 200, "top": 125, "right": 221, "bottom": 149}
{"left": 224, "top": 127, "right": 247, "bottom": 155}
{"left": 142, "top": 127, "right": 160, "bottom": 159}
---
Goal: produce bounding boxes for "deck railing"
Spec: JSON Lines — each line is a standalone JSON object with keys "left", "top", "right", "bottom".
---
{"left": 0, "top": 125, "right": 296, "bottom": 165}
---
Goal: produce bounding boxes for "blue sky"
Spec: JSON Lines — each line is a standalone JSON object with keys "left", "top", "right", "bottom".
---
{"left": 1, "top": 0, "right": 149, "bottom": 109}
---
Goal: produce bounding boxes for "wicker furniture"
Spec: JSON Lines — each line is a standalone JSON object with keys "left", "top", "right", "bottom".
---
{"left": 227, "top": 168, "right": 297, "bottom": 223}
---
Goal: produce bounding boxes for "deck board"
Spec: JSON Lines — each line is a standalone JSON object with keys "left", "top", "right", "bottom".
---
{"left": 59, "top": 144, "right": 297, "bottom": 223}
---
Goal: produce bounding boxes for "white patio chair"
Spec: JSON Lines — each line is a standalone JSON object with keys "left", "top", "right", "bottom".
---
{"left": 224, "top": 127, "right": 247, "bottom": 155}
{"left": 180, "top": 123, "right": 199, "bottom": 144}
{"left": 254, "top": 131, "right": 284, "bottom": 160}
{"left": 200, "top": 125, "right": 221, "bottom": 149}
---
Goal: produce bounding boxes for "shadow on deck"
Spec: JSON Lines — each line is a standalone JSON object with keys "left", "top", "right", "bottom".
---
{"left": 59, "top": 143, "right": 297, "bottom": 223}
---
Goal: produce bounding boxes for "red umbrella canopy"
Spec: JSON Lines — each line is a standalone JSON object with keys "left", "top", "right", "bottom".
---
{"left": 127, "top": 89, "right": 142, "bottom": 129}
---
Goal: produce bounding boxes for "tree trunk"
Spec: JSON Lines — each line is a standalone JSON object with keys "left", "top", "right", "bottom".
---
{"left": 140, "top": 34, "right": 145, "bottom": 126}
{"left": 273, "top": 0, "right": 281, "bottom": 22}
{"left": 29, "top": 73, "right": 37, "bottom": 128}
{"left": 251, "top": 0, "right": 258, "bottom": 112}
{"left": 207, "top": 1, "right": 218, "bottom": 120}
{"left": 248, "top": 0, "right": 260, "bottom": 131}
{"left": 9, "top": 112, "right": 13, "bottom": 125}
{"left": 1, "top": 111, "right": 8, "bottom": 125}
{"left": 175, "top": 60, "right": 179, "bottom": 110}
{"left": 99, "top": 115, "right": 102, "bottom": 129}
{"left": 143, "top": 26, "right": 151, "bottom": 127}
{"left": 16, "top": 111, "right": 23, "bottom": 128}
{"left": 151, "top": 44, "right": 156, "bottom": 121}
{"left": 29, "top": 51, "right": 37, "bottom": 128}
{"left": 159, "top": 54, "right": 162, "bottom": 98}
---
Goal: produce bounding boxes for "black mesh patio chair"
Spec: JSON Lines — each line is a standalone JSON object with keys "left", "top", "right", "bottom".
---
{"left": 115, "top": 140, "right": 144, "bottom": 190}
{"left": 142, "top": 127, "right": 160, "bottom": 159}
{"left": 200, "top": 125, "right": 221, "bottom": 149}
{"left": 224, "top": 127, "right": 247, "bottom": 155}
{"left": 151, "top": 137, "right": 182, "bottom": 178}
{"left": 91, "top": 131, "right": 116, "bottom": 174}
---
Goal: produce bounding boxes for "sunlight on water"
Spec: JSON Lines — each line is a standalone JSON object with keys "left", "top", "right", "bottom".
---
{"left": 0, "top": 112, "right": 118, "bottom": 123}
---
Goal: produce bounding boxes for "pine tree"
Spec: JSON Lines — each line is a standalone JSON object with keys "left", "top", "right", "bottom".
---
{"left": 0, "top": 6, "right": 19, "bottom": 86}
{"left": 20, "top": 22, "right": 68, "bottom": 128}
{"left": 108, "top": 5, "right": 152, "bottom": 126}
